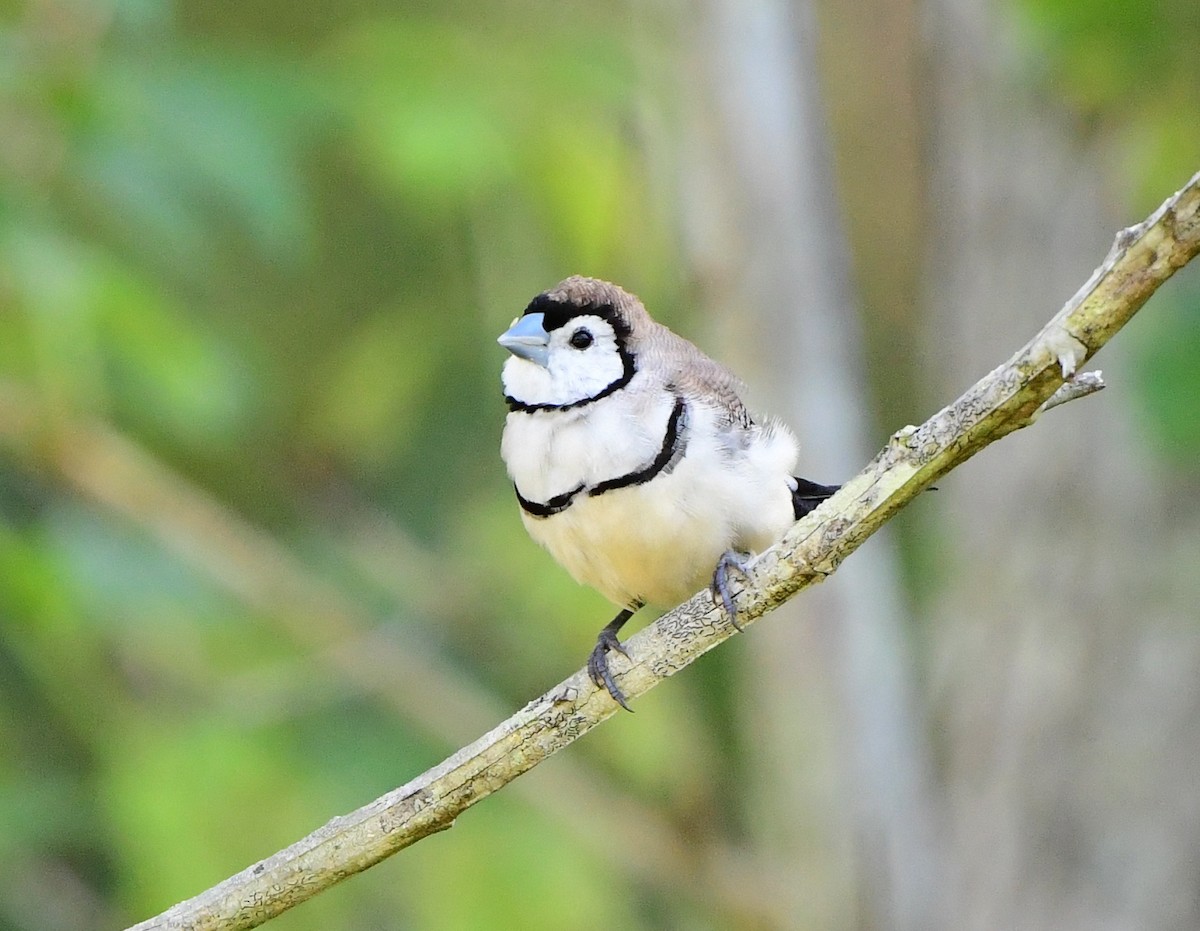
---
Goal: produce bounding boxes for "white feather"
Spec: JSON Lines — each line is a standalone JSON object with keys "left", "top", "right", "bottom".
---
{"left": 502, "top": 348, "right": 799, "bottom": 608}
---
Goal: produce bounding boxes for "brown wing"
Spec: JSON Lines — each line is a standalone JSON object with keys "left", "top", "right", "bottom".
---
{"left": 638, "top": 324, "right": 753, "bottom": 429}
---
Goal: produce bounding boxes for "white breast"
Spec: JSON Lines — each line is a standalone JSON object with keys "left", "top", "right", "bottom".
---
{"left": 501, "top": 389, "right": 675, "bottom": 502}
{"left": 502, "top": 393, "right": 800, "bottom": 609}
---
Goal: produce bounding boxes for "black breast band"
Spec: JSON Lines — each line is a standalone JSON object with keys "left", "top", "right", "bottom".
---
{"left": 515, "top": 396, "right": 688, "bottom": 519}
{"left": 505, "top": 347, "right": 637, "bottom": 413}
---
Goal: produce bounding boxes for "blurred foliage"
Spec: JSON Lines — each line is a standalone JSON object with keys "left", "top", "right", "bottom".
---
{"left": 1130, "top": 265, "right": 1200, "bottom": 466}
{"left": 1012, "top": 0, "right": 1200, "bottom": 206}
{"left": 0, "top": 1, "right": 686, "bottom": 927}
{"left": 1009, "top": 0, "right": 1200, "bottom": 465}
{"left": 1, "top": 0, "right": 1198, "bottom": 929}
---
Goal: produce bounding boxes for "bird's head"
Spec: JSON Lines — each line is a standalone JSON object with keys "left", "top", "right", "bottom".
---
{"left": 499, "top": 277, "right": 647, "bottom": 411}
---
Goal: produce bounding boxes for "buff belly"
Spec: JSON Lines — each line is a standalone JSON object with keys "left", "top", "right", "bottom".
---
{"left": 520, "top": 457, "right": 793, "bottom": 609}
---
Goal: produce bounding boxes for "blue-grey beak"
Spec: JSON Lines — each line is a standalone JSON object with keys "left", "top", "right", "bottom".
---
{"left": 498, "top": 313, "right": 550, "bottom": 367}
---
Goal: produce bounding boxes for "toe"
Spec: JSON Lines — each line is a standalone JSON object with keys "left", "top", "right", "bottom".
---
{"left": 587, "top": 638, "right": 632, "bottom": 711}
{"left": 712, "top": 550, "right": 749, "bottom": 630}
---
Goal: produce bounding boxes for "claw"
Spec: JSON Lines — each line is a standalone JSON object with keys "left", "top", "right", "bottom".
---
{"left": 712, "top": 550, "right": 752, "bottom": 630}
{"left": 588, "top": 631, "right": 632, "bottom": 711}
{"left": 587, "top": 605, "right": 640, "bottom": 712}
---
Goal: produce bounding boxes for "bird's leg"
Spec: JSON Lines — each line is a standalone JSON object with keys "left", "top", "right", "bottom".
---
{"left": 712, "top": 550, "right": 753, "bottom": 630}
{"left": 587, "top": 603, "right": 642, "bottom": 711}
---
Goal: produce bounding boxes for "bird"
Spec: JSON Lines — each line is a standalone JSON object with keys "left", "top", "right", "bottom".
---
{"left": 497, "top": 276, "right": 839, "bottom": 710}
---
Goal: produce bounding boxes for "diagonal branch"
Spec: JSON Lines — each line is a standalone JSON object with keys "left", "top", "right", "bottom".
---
{"left": 0, "top": 404, "right": 790, "bottom": 922}
{"left": 127, "top": 170, "right": 1200, "bottom": 931}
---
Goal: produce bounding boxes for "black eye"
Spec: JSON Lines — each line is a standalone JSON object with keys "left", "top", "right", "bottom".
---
{"left": 569, "top": 328, "right": 593, "bottom": 350}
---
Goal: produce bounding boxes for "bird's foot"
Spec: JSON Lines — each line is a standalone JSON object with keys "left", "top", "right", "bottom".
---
{"left": 712, "top": 550, "right": 753, "bottom": 630}
{"left": 588, "top": 630, "right": 632, "bottom": 711}
{"left": 587, "top": 606, "right": 639, "bottom": 712}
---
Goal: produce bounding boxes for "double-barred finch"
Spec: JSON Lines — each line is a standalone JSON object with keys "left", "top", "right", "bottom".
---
{"left": 498, "top": 276, "right": 838, "bottom": 709}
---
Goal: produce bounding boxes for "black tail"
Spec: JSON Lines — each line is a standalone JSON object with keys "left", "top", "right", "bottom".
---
{"left": 792, "top": 476, "right": 840, "bottom": 519}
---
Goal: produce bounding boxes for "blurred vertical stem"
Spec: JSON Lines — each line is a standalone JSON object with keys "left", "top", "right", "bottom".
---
{"left": 686, "top": 0, "right": 943, "bottom": 926}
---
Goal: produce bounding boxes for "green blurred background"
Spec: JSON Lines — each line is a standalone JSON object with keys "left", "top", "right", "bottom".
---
{"left": 2, "top": 0, "right": 1199, "bottom": 929}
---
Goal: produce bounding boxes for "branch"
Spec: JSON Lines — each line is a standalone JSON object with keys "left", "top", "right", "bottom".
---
{"left": 127, "top": 171, "right": 1200, "bottom": 931}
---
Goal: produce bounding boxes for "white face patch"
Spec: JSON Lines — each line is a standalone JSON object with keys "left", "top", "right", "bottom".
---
{"left": 502, "top": 314, "right": 629, "bottom": 408}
